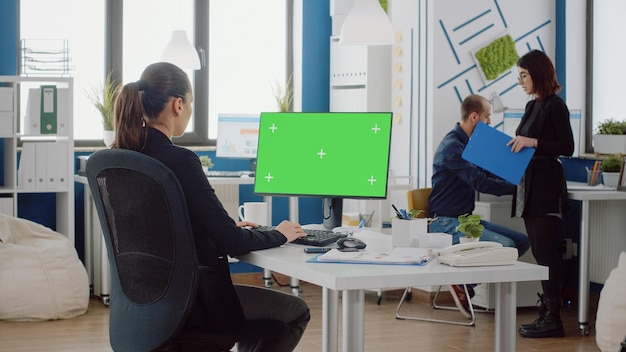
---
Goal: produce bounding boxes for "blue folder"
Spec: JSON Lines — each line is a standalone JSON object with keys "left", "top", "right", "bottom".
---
{"left": 461, "top": 122, "right": 535, "bottom": 185}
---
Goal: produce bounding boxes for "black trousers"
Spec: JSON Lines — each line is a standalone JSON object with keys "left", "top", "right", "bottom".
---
{"left": 235, "top": 284, "right": 310, "bottom": 352}
{"left": 523, "top": 215, "right": 563, "bottom": 300}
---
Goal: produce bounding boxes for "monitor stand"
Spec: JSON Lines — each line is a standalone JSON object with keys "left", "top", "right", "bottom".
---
{"left": 322, "top": 197, "right": 342, "bottom": 229}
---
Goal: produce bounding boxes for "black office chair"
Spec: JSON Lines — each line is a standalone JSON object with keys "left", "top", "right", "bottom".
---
{"left": 86, "top": 149, "right": 289, "bottom": 352}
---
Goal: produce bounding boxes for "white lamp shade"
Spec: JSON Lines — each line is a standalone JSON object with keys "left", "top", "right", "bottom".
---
{"left": 490, "top": 91, "right": 508, "bottom": 113}
{"left": 161, "top": 30, "right": 201, "bottom": 70}
{"left": 339, "top": 0, "right": 394, "bottom": 45}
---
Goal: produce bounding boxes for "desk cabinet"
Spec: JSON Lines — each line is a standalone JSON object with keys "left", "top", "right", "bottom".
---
{"left": 472, "top": 200, "right": 542, "bottom": 309}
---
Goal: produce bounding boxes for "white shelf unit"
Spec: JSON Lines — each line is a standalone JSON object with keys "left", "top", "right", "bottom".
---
{"left": 329, "top": 36, "right": 391, "bottom": 112}
{"left": 0, "top": 76, "right": 74, "bottom": 243}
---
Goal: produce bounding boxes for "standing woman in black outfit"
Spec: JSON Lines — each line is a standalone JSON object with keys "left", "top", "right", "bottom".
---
{"left": 113, "top": 62, "right": 310, "bottom": 351}
{"left": 507, "top": 50, "right": 574, "bottom": 338}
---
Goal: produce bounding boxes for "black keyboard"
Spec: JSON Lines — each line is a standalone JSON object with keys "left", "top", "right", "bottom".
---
{"left": 256, "top": 226, "right": 347, "bottom": 247}
{"left": 205, "top": 170, "right": 255, "bottom": 177}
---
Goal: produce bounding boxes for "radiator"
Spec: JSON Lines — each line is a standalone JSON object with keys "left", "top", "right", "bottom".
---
{"left": 588, "top": 200, "right": 626, "bottom": 283}
{"left": 213, "top": 184, "right": 240, "bottom": 222}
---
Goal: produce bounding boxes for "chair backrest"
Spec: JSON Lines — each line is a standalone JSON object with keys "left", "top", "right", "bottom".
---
{"left": 407, "top": 188, "right": 432, "bottom": 218}
{"left": 86, "top": 149, "right": 199, "bottom": 352}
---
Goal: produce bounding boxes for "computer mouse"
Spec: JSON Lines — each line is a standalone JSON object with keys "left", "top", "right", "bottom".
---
{"left": 336, "top": 237, "right": 367, "bottom": 252}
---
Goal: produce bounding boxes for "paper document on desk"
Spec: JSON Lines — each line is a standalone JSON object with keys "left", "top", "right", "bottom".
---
{"left": 311, "top": 248, "right": 432, "bottom": 265}
{"left": 462, "top": 122, "right": 535, "bottom": 185}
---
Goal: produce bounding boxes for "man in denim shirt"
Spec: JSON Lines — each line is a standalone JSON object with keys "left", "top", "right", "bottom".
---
{"left": 429, "top": 94, "right": 530, "bottom": 317}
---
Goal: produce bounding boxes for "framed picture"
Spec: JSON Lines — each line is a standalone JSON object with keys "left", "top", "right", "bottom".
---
{"left": 471, "top": 31, "right": 519, "bottom": 84}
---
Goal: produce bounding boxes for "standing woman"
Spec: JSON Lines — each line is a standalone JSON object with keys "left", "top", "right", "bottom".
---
{"left": 507, "top": 50, "right": 574, "bottom": 338}
{"left": 113, "top": 62, "right": 310, "bottom": 351}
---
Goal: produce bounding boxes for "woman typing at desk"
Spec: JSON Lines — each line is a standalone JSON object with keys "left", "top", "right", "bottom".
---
{"left": 112, "top": 62, "right": 309, "bottom": 351}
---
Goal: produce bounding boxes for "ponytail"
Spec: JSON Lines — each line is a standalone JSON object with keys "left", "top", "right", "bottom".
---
{"left": 112, "top": 81, "right": 147, "bottom": 150}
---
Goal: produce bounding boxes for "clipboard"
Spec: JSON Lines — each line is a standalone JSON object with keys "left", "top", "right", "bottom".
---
{"left": 462, "top": 122, "right": 535, "bottom": 185}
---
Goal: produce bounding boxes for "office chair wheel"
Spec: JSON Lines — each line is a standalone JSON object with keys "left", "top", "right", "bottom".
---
{"left": 102, "top": 296, "right": 110, "bottom": 306}
{"left": 405, "top": 290, "right": 412, "bottom": 301}
{"left": 377, "top": 296, "right": 382, "bottom": 305}
{"left": 579, "top": 323, "right": 591, "bottom": 336}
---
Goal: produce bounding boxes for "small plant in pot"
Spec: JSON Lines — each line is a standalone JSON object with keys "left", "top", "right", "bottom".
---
{"left": 199, "top": 156, "right": 214, "bottom": 171}
{"left": 601, "top": 154, "right": 623, "bottom": 187}
{"left": 87, "top": 71, "right": 121, "bottom": 146}
{"left": 456, "top": 214, "right": 484, "bottom": 243}
{"left": 594, "top": 119, "right": 626, "bottom": 154}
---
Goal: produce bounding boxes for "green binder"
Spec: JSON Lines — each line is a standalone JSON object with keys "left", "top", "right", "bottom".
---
{"left": 40, "top": 85, "right": 57, "bottom": 134}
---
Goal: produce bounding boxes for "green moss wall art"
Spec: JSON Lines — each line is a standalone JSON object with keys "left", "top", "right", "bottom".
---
{"left": 474, "top": 34, "right": 519, "bottom": 82}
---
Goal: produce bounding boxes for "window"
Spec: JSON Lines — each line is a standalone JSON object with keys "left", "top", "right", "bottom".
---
{"left": 592, "top": 0, "right": 626, "bottom": 135}
{"left": 21, "top": 0, "right": 288, "bottom": 146}
{"left": 207, "top": 1, "right": 287, "bottom": 140}
{"left": 20, "top": 0, "right": 105, "bottom": 141}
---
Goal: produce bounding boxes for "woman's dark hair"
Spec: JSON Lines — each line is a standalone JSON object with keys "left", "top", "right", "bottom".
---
{"left": 112, "top": 62, "right": 191, "bottom": 151}
{"left": 517, "top": 50, "right": 561, "bottom": 100}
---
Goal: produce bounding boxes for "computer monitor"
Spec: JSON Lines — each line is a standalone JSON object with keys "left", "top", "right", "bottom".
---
{"left": 216, "top": 113, "right": 260, "bottom": 160}
{"left": 254, "top": 111, "right": 393, "bottom": 228}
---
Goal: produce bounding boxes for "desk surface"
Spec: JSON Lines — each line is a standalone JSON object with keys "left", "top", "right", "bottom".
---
{"left": 567, "top": 181, "right": 626, "bottom": 200}
{"left": 239, "top": 230, "right": 548, "bottom": 291}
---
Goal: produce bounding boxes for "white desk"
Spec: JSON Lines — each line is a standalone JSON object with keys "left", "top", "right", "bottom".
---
{"left": 238, "top": 230, "right": 548, "bottom": 352}
{"left": 567, "top": 182, "right": 626, "bottom": 335}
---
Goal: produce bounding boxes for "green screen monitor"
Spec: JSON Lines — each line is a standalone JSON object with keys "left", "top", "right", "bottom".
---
{"left": 254, "top": 111, "right": 393, "bottom": 227}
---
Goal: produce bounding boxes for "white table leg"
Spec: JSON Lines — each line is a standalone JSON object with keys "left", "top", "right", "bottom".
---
{"left": 342, "top": 289, "right": 364, "bottom": 352}
{"left": 494, "top": 281, "right": 516, "bottom": 352}
{"left": 322, "top": 288, "right": 338, "bottom": 352}
{"left": 578, "top": 200, "right": 591, "bottom": 335}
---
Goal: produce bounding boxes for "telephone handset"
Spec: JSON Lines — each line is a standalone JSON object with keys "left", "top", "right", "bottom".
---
{"left": 428, "top": 241, "right": 518, "bottom": 267}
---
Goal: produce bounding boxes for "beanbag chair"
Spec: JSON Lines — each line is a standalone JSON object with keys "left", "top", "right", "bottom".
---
{"left": 596, "top": 251, "right": 626, "bottom": 352}
{"left": 0, "top": 214, "right": 89, "bottom": 320}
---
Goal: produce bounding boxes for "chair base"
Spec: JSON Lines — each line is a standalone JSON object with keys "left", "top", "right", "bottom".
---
{"left": 395, "top": 285, "right": 492, "bottom": 326}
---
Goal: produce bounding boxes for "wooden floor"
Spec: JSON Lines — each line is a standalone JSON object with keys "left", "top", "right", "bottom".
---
{"left": 0, "top": 273, "right": 600, "bottom": 352}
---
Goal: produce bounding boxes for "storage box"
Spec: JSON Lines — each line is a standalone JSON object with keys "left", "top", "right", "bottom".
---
{"left": 0, "top": 87, "right": 13, "bottom": 111}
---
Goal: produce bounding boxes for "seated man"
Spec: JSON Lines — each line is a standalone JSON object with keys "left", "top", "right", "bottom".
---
{"left": 428, "top": 94, "right": 530, "bottom": 317}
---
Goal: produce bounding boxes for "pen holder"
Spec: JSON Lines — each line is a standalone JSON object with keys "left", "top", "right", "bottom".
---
{"left": 392, "top": 218, "right": 428, "bottom": 248}
{"left": 587, "top": 169, "right": 602, "bottom": 186}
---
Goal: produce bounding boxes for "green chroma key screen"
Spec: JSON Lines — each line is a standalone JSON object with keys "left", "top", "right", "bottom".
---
{"left": 254, "top": 112, "right": 393, "bottom": 199}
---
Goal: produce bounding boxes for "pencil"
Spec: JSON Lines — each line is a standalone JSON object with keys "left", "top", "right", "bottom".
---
{"left": 591, "top": 160, "right": 600, "bottom": 185}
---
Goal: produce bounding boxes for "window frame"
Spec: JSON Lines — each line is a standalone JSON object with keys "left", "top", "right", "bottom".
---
{"left": 103, "top": 0, "right": 209, "bottom": 146}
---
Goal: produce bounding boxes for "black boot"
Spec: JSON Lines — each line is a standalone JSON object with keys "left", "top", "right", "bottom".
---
{"left": 519, "top": 298, "right": 564, "bottom": 338}
{"left": 519, "top": 293, "right": 546, "bottom": 331}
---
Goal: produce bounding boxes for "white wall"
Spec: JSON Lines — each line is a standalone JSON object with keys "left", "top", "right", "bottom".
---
{"left": 386, "top": 0, "right": 600, "bottom": 186}
{"left": 328, "top": 0, "right": 589, "bottom": 216}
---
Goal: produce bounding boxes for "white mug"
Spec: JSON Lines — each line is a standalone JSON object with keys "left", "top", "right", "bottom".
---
{"left": 237, "top": 202, "right": 268, "bottom": 225}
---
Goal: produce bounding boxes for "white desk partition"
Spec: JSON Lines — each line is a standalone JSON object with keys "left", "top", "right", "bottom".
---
{"left": 238, "top": 230, "right": 548, "bottom": 352}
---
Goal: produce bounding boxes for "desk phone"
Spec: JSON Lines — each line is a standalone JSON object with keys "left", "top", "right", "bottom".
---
{"left": 429, "top": 241, "right": 518, "bottom": 267}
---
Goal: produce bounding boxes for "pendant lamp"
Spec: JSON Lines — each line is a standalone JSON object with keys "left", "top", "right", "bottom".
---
{"left": 161, "top": 30, "right": 201, "bottom": 70}
{"left": 339, "top": 0, "right": 394, "bottom": 45}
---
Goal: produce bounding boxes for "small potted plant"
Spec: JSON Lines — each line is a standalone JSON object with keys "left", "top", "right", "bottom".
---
{"left": 199, "top": 155, "right": 214, "bottom": 172}
{"left": 601, "top": 154, "right": 623, "bottom": 187}
{"left": 87, "top": 71, "right": 121, "bottom": 146}
{"left": 593, "top": 119, "right": 626, "bottom": 154}
{"left": 456, "top": 214, "right": 484, "bottom": 243}
{"left": 272, "top": 73, "right": 293, "bottom": 112}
